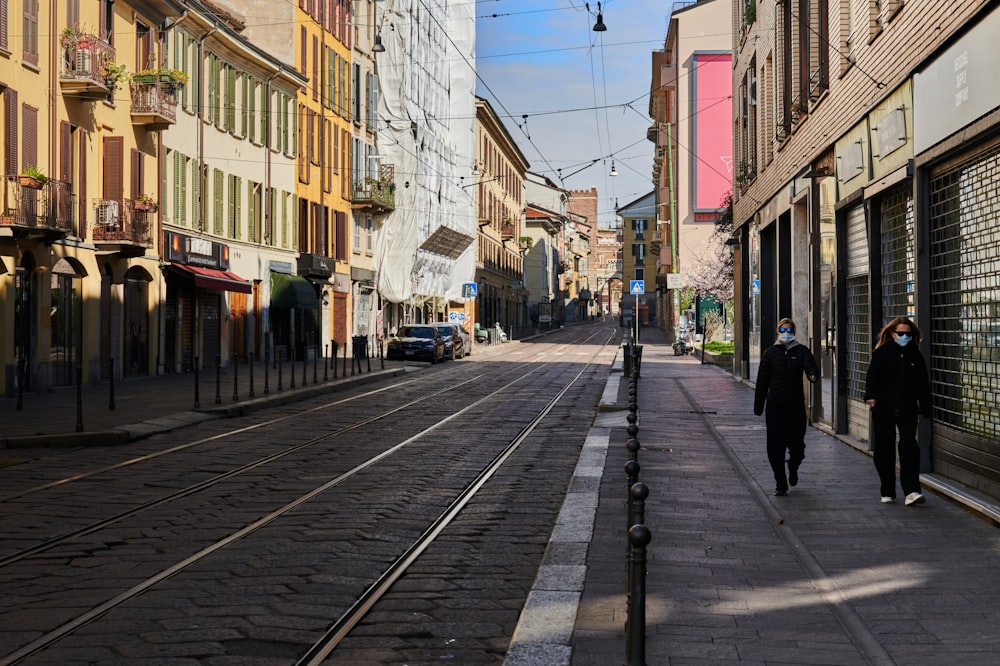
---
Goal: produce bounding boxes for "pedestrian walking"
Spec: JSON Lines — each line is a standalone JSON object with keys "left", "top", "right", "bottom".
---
{"left": 863, "top": 316, "right": 932, "bottom": 506}
{"left": 753, "top": 318, "right": 819, "bottom": 496}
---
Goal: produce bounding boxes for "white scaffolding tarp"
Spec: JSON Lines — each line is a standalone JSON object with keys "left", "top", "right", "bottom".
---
{"left": 373, "top": 0, "right": 477, "bottom": 304}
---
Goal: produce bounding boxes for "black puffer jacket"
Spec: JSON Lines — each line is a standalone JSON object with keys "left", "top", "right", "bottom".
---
{"left": 754, "top": 342, "right": 819, "bottom": 415}
{"left": 863, "top": 342, "right": 932, "bottom": 418}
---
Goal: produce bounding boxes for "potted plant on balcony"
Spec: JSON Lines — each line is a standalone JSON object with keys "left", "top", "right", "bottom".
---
{"left": 18, "top": 165, "right": 48, "bottom": 190}
{"left": 133, "top": 67, "right": 188, "bottom": 90}
{"left": 103, "top": 60, "right": 129, "bottom": 93}
{"left": 790, "top": 99, "right": 808, "bottom": 122}
{"left": 135, "top": 194, "right": 158, "bottom": 212}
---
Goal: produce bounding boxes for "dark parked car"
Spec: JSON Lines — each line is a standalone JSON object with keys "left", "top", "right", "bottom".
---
{"left": 430, "top": 323, "right": 466, "bottom": 360}
{"left": 385, "top": 325, "right": 445, "bottom": 363}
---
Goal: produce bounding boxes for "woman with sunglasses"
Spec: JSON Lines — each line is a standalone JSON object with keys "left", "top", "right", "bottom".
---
{"left": 753, "top": 318, "right": 819, "bottom": 496}
{"left": 864, "top": 316, "right": 932, "bottom": 506}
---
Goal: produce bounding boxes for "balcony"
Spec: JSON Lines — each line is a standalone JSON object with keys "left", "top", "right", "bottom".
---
{"left": 1, "top": 177, "right": 75, "bottom": 240}
{"left": 60, "top": 35, "right": 116, "bottom": 98}
{"left": 130, "top": 80, "right": 178, "bottom": 129}
{"left": 500, "top": 223, "right": 515, "bottom": 240}
{"left": 351, "top": 164, "right": 396, "bottom": 214}
{"left": 90, "top": 198, "right": 154, "bottom": 256}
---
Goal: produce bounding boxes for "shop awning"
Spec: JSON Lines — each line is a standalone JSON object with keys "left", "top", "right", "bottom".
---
{"left": 168, "top": 263, "right": 252, "bottom": 293}
{"left": 271, "top": 271, "right": 319, "bottom": 309}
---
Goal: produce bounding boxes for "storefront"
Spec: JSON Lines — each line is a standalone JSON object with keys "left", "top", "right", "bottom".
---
{"left": 163, "top": 231, "right": 251, "bottom": 372}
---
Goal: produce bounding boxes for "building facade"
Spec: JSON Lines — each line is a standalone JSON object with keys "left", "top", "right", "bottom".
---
{"left": 731, "top": 0, "right": 1000, "bottom": 500}
{"left": 617, "top": 191, "right": 658, "bottom": 329}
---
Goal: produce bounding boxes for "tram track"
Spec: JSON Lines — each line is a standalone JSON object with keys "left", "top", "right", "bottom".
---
{"left": 0, "top": 328, "right": 619, "bottom": 664}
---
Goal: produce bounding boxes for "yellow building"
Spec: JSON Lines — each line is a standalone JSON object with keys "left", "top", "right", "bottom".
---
{"left": 1, "top": 0, "right": 184, "bottom": 395}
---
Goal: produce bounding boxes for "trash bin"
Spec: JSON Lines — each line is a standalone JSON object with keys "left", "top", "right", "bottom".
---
{"left": 352, "top": 335, "right": 368, "bottom": 359}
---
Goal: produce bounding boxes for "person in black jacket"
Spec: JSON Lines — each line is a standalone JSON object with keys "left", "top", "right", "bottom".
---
{"left": 864, "top": 316, "right": 932, "bottom": 506}
{"left": 754, "top": 318, "right": 819, "bottom": 496}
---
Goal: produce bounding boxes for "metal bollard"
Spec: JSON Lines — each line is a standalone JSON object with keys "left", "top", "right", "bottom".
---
{"left": 232, "top": 354, "right": 239, "bottom": 401}
{"left": 332, "top": 340, "right": 339, "bottom": 379}
{"left": 625, "top": 459, "right": 640, "bottom": 491}
{"left": 277, "top": 352, "right": 283, "bottom": 392}
{"left": 379, "top": 338, "right": 384, "bottom": 370}
{"left": 194, "top": 356, "right": 201, "bottom": 408}
{"left": 351, "top": 338, "right": 357, "bottom": 377}
{"left": 215, "top": 354, "right": 222, "bottom": 404}
{"left": 627, "top": 481, "right": 648, "bottom": 536}
{"left": 627, "top": 437, "right": 641, "bottom": 463}
{"left": 625, "top": 523, "right": 652, "bottom": 666}
{"left": 15, "top": 357, "right": 24, "bottom": 410}
{"left": 313, "top": 345, "right": 318, "bottom": 384}
{"left": 302, "top": 349, "right": 308, "bottom": 386}
{"left": 264, "top": 346, "right": 270, "bottom": 394}
{"left": 324, "top": 344, "right": 329, "bottom": 382}
{"left": 366, "top": 339, "right": 372, "bottom": 373}
{"left": 75, "top": 365, "right": 84, "bottom": 432}
{"left": 289, "top": 348, "right": 296, "bottom": 389}
{"left": 249, "top": 352, "right": 255, "bottom": 398}
{"left": 108, "top": 358, "right": 116, "bottom": 410}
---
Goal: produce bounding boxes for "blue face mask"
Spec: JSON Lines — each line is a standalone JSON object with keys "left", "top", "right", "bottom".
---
{"left": 894, "top": 333, "right": 911, "bottom": 347}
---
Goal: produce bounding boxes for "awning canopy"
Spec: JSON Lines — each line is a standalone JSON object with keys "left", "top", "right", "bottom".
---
{"left": 271, "top": 271, "right": 319, "bottom": 309}
{"left": 168, "top": 263, "right": 252, "bottom": 293}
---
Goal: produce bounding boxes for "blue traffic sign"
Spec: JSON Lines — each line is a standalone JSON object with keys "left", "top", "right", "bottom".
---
{"left": 630, "top": 280, "right": 645, "bottom": 294}
{"left": 462, "top": 282, "right": 478, "bottom": 298}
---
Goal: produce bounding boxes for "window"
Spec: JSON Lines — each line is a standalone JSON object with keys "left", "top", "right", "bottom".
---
{"left": 228, "top": 174, "right": 241, "bottom": 238}
{"left": 635, "top": 267, "right": 645, "bottom": 282}
{"left": 366, "top": 216, "right": 373, "bottom": 254}
{"left": 22, "top": 0, "right": 39, "bottom": 66}
{"left": 632, "top": 218, "right": 646, "bottom": 240}
{"left": 631, "top": 243, "right": 645, "bottom": 262}
{"left": 213, "top": 169, "right": 224, "bottom": 234}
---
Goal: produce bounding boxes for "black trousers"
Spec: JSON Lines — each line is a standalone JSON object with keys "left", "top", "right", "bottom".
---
{"left": 765, "top": 401, "right": 807, "bottom": 491}
{"left": 872, "top": 413, "right": 921, "bottom": 497}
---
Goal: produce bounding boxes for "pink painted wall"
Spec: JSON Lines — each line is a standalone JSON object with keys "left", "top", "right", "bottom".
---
{"left": 692, "top": 53, "right": 733, "bottom": 212}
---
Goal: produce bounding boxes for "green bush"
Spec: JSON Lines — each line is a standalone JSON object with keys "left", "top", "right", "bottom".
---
{"left": 703, "top": 341, "right": 734, "bottom": 355}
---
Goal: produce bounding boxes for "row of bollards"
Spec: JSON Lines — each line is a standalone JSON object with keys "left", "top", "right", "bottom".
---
{"left": 197, "top": 337, "right": 382, "bottom": 410}
{"left": 624, "top": 350, "right": 651, "bottom": 666}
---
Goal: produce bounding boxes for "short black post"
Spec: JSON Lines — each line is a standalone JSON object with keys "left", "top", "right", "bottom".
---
{"left": 627, "top": 481, "right": 648, "bottom": 537}
{"left": 324, "top": 344, "right": 329, "bottom": 382}
{"left": 379, "top": 338, "right": 384, "bottom": 370}
{"left": 366, "top": 337, "right": 371, "bottom": 373}
{"left": 75, "top": 364, "right": 84, "bottom": 432}
{"left": 302, "top": 347, "right": 308, "bottom": 386}
{"left": 232, "top": 353, "right": 239, "bottom": 402}
{"left": 625, "top": 523, "right": 652, "bottom": 666}
{"left": 194, "top": 356, "right": 201, "bottom": 408}
{"left": 15, "top": 357, "right": 24, "bottom": 410}
{"left": 277, "top": 351, "right": 284, "bottom": 392}
{"left": 108, "top": 358, "right": 116, "bottom": 410}
{"left": 351, "top": 337, "right": 357, "bottom": 377}
{"left": 215, "top": 354, "right": 222, "bottom": 404}
{"left": 289, "top": 347, "right": 296, "bottom": 389}
{"left": 264, "top": 345, "right": 270, "bottom": 394}
{"left": 625, "top": 459, "right": 640, "bottom": 493}
{"left": 627, "top": 437, "right": 641, "bottom": 463}
{"left": 342, "top": 340, "right": 347, "bottom": 377}
{"left": 313, "top": 345, "right": 318, "bottom": 384}
{"left": 249, "top": 352, "right": 255, "bottom": 398}
{"left": 332, "top": 340, "right": 339, "bottom": 379}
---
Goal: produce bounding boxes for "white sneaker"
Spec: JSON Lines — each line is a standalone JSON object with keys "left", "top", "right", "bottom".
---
{"left": 904, "top": 492, "right": 925, "bottom": 506}
{"left": 880, "top": 496, "right": 894, "bottom": 504}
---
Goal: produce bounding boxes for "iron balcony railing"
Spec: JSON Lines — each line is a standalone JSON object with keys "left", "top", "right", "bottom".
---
{"left": 2, "top": 176, "right": 75, "bottom": 235}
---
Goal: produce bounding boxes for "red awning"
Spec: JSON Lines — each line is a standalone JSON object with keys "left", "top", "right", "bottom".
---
{"left": 168, "top": 263, "right": 252, "bottom": 293}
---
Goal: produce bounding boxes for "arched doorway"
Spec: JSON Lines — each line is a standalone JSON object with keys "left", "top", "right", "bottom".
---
{"left": 50, "top": 258, "right": 85, "bottom": 387}
{"left": 123, "top": 267, "right": 152, "bottom": 377}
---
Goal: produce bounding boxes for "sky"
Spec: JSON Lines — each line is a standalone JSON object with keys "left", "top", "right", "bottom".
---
{"left": 475, "top": 0, "right": 677, "bottom": 227}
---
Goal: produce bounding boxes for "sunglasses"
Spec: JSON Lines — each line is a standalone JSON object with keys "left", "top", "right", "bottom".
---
{"left": 778, "top": 327, "right": 794, "bottom": 333}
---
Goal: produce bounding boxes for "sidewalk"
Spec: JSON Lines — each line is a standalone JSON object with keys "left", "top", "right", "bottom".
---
{"left": 508, "top": 326, "right": 1000, "bottom": 666}
{"left": 0, "top": 354, "right": 413, "bottom": 452}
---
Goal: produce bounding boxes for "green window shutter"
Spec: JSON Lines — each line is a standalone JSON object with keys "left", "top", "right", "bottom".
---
{"left": 214, "top": 169, "right": 224, "bottom": 234}
{"left": 225, "top": 66, "right": 236, "bottom": 133}
{"left": 234, "top": 176, "right": 242, "bottom": 239}
{"left": 259, "top": 83, "right": 267, "bottom": 145}
{"left": 248, "top": 78, "right": 256, "bottom": 143}
{"left": 228, "top": 175, "right": 237, "bottom": 238}
{"left": 248, "top": 181, "right": 256, "bottom": 243}
{"left": 241, "top": 75, "right": 248, "bottom": 136}
{"left": 192, "top": 162, "right": 202, "bottom": 230}
{"left": 179, "top": 156, "right": 188, "bottom": 226}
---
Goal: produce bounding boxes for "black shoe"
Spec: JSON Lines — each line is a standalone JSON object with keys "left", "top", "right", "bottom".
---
{"left": 789, "top": 467, "right": 799, "bottom": 487}
{"left": 774, "top": 489, "right": 787, "bottom": 496}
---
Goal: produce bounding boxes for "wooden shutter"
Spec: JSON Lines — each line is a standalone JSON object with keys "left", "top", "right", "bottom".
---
{"left": 23, "top": 0, "right": 38, "bottom": 66}
{"left": 0, "top": 0, "right": 9, "bottom": 51}
{"left": 214, "top": 168, "right": 224, "bottom": 234}
{"left": 130, "top": 148, "right": 143, "bottom": 199}
{"left": 60, "top": 121, "right": 72, "bottom": 183}
{"left": 5, "top": 89, "right": 18, "bottom": 176}
{"left": 22, "top": 104, "right": 37, "bottom": 169}
{"left": 103, "top": 136, "right": 123, "bottom": 201}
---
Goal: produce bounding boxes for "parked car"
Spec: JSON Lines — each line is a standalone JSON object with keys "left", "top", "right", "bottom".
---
{"left": 385, "top": 326, "right": 445, "bottom": 363}
{"left": 430, "top": 323, "right": 466, "bottom": 360}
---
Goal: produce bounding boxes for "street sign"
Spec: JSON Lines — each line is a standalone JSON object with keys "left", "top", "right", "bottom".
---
{"left": 751, "top": 279, "right": 761, "bottom": 295}
{"left": 448, "top": 311, "right": 465, "bottom": 323}
{"left": 462, "top": 282, "right": 478, "bottom": 298}
{"left": 667, "top": 273, "right": 683, "bottom": 289}
{"left": 630, "top": 280, "right": 644, "bottom": 294}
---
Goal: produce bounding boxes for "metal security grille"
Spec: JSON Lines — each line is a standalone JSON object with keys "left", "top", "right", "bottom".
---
{"left": 845, "top": 275, "right": 870, "bottom": 400}
{"left": 929, "top": 142, "right": 1000, "bottom": 440}
{"left": 879, "top": 184, "right": 914, "bottom": 322}
{"left": 844, "top": 205, "right": 870, "bottom": 401}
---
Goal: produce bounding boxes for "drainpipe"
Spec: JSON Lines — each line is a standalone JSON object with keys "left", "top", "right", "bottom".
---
{"left": 197, "top": 27, "right": 220, "bottom": 234}
{"left": 666, "top": 121, "right": 678, "bottom": 330}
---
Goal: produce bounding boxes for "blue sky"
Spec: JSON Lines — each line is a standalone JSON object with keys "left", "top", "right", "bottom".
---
{"left": 475, "top": 0, "right": 674, "bottom": 226}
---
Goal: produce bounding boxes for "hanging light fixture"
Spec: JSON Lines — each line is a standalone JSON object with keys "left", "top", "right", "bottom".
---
{"left": 610, "top": 160, "right": 618, "bottom": 177}
{"left": 373, "top": 32, "right": 386, "bottom": 53}
{"left": 592, "top": 2, "right": 607, "bottom": 32}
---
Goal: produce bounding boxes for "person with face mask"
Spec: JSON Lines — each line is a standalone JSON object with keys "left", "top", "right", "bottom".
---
{"left": 864, "top": 316, "right": 933, "bottom": 506}
{"left": 753, "top": 318, "right": 819, "bottom": 496}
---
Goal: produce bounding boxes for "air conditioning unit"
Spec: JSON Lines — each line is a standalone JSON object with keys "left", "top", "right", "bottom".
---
{"left": 97, "top": 199, "right": 120, "bottom": 226}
